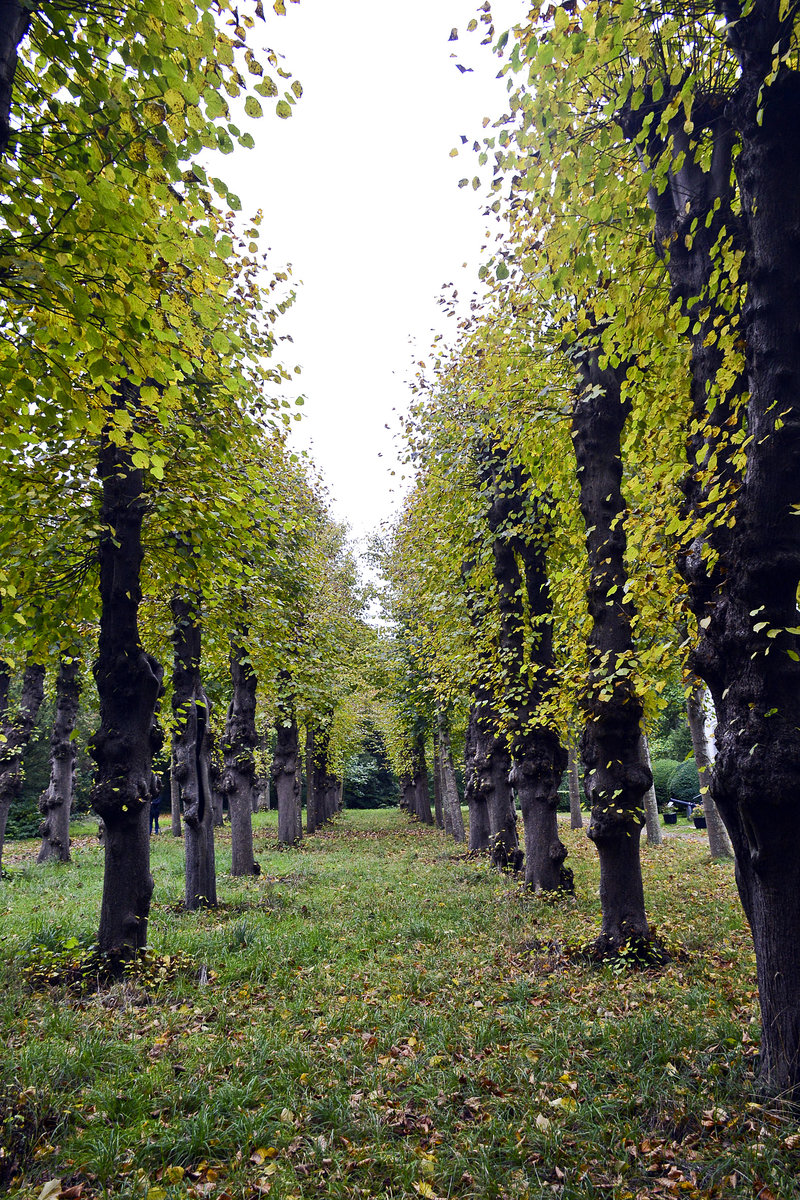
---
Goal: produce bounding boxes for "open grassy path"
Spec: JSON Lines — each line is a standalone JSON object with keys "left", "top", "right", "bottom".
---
{"left": 1, "top": 809, "right": 798, "bottom": 1200}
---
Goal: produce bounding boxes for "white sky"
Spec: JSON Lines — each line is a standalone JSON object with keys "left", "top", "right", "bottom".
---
{"left": 220, "top": 0, "right": 518, "bottom": 542}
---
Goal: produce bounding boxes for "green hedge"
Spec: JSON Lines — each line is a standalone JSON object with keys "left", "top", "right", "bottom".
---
{"left": 651, "top": 758, "right": 681, "bottom": 807}
{"left": 668, "top": 758, "right": 701, "bottom": 806}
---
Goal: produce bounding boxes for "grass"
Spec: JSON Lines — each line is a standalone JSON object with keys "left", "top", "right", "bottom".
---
{"left": 1, "top": 809, "right": 798, "bottom": 1200}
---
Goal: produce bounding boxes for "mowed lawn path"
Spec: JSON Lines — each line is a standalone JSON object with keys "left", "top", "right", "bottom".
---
{"left": 2, "top": 809, "right": 796, "bottom": 1200}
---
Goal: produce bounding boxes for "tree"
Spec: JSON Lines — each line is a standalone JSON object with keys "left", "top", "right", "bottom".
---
{"left": 479, "top": 443, "right": 571, "bottom": 892}
{"left": 222, "top": 635, "right": 260, "bottom": 876}
{"left": 171, "top": 591, "right": 216, "bottom": 911}
{"left": 37, "top": 655, "right": 81, "bottom": 864}
{"left": 0, "top": 659, "right": 45, "bottom": 869}
{"left": 90, "top": 401, "right": 164, "bottom": 954}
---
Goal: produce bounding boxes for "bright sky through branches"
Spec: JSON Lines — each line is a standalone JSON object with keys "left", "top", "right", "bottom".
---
{"left": 221, "top": 0, "right": 518, "bottom": 540}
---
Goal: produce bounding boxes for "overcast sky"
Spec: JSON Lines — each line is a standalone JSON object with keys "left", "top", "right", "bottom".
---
{"left": 220, "top": 0, "right": 518, "bottom": 541}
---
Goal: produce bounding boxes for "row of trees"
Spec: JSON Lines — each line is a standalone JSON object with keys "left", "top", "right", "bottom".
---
{"left": 0, "top": 1, "right": 396, "bottom": 955}
{"left": 379, "top": 0, "right": 800, "bottom": 1100}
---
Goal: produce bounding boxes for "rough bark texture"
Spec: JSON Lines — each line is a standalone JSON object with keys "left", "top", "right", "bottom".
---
{"left": 170, "top": 742, "right": 182, "bottom": 837}
{"left": 37, "top": 657, "right": 81, "bottom": 864}
{"left": 0, "top": 0, "right": 31, "bottom": 156}
{"left": 464, "top": 706, "right": 490, "bottom": 852}
{"left": 432, "top": 739, "right": 444, "bottom": 831}
{"left": 480, "top": 446, "right": 570, "bottom": 891}
{"left": 685, "top": 680, "right": 733, "bottom": 860}
{"left": 571, "top": 349, "right": 658, "bottom": 957}
{"left": 639, "top": 732, "right": 662, "bottom": 847}
{"left": 306, "top": 727, "right": 320, "bottom": 834}
{"left": 171, "top": 594, "right": 216, "bottom": 911}
{"left": 412, "top": 735, "right": 434, "bottom": 825}
{"left": 0, "top": 661, "right": 45, "bottom": 870}
{"left": 273, "top": 697, "right": 302, "bottom": 846}
{"left": 437, "top": 713, "right": 465, "bottom": 844}
{"left": 400, "top": 773, "right": 416, "bottom": 818}
{"left": 222, "top": 640, "right": 259, "bottom": 876}
{"left": 567, "top": 744, "right": 583, "bottom": 831}
{"left": 91, "top": 407, "right": 163, "bottom": 954}
{"left": 208, "top": 740, "right": 224, "bottom": 828}
{"left": 621, "top": 21, "right": 800, "bottom": 1085}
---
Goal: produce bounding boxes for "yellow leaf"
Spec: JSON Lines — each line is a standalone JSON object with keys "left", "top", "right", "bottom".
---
{"left": 38, "top": 1182, "right": 62, "bottom": 1200}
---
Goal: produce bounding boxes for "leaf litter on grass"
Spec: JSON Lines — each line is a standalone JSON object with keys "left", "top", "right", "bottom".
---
{"left": 2, "top": 810, "right": 800, "bottom": 1199}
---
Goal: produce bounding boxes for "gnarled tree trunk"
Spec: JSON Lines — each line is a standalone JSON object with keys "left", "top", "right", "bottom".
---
{"left": 0, "top": 660, "right": 45, "bottom": 870}
{"left": 412, "top": 734, "right": 434, "bottom": 825}
{"left": 437, "top": 712, "right": 465, "bottom": 843}
{"left": 464, "top": 706, "right": 490, "bottom": 852}
{"left": 0, "top": 0, "right": 31, "bottom": 157}
{"left": 572, "top": 347, "right": 659, "bottom": 958}
{"left": 170, "top": 742, "right": 182, "bottom": 837}
{"left": 91, "top": 403, "right": 163, "bottom": 955}
{"left": 480, "top": 446, "right": 570, "bottom": 891}
{"left": 37, "top": 656, "right": 81, "bottom": 864}
{"left": 567, "top": 744, "right": 583, "bottom": 831}
{"left": 273, "top": 696, "right": 302, "bottom": 846}
{"left": 171, "top": 593, "right": 216, "bottom": 911}
{"left": 222, "top": 639, "right": 259, "bottom": 876}
{"left": 639, "top": 731, "right": 662, "bottom": 847}
{"left": 685, "top": 679, "right": 732, "bottom": 861}
{"left": 432, "top": 738, "right": 444, "bottom": 831}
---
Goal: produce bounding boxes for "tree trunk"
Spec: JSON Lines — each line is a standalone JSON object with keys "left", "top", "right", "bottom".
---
{"left": 208, "top": 742, "right": 225, "bottom": 828}
{"left": 639, "top": 731, "right": 662, "bottom": 847}
{"left": 432, "top": 738, "right": 444, "bottom": 831}
{"left": 437, "top": 714, "right": 465, "bottom": 843}
{"left": 0, "top": 660, "right": 45, "bottom": 869}
{"left": 273, "top": 699, "right": 302, "bottom": 846}
{"left": 171, "top": 593, "right": 216, "bottom": 911}
{"left": 306, "top": 726, "right": 319, "bottom": 834}
{"left": 222, "top": 639, "right": 260, "bottom": 875}
{"left": 567, "top": 744, "right": 583, "bottom": 831}
{"left": 37, "top": 657, "right": 81, "bottom": 864}
{"left": 685, "top": 679, "right": 733, "bottom": 860}
{"left": 170, "top": 741, "right": 182, "bottom": 837}
{"left": 0, "top": 0, "right": 31, "bottom": 157}
{"left": 91, "top": 401, "right": 163, "bottom": 955}
{"left": 479, "top": 444, "right": 569, "bottom": 890}
{"left": 464, "top": 706, "right": 490, "bottom": 851}
{"left": 400, "top": 772, "right": 416, "bottom": 817}
{"left": 655, "top": 1, "right": 800, "bottom": 1095}
{"left": 413, "top": 734, "right": 434, "bottom": 825}
{"left": 572, "top": 347, "right": 660, "bottom": 959}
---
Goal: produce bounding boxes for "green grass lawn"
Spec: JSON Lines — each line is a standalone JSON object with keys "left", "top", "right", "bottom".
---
{"left": 1, "top": 809, "right": 798, "bottom": 1200}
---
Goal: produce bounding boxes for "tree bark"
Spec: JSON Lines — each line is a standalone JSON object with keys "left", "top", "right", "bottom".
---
{"left": 91, "top": 401, "right": 163, "bottom": 955}
{"left": 571, "top": 347, "right": 659, "bottom": 958}
{"left": 412, "top": 734, "right": 434, "bottom": 825}
{"left": 400, "top": 772, "right": 416, "bottom": 817}
{"left": 437, "top": 712, "right": 465, "bottom": 843}
{"left": 170, "top": 741, "right": 182, "bottom": 837}
{"left": 222, "top": 638, "right": 259, "bottom": 875}
{"left": 432, "top": 737, "right": 444, "bottom": 831}
{"left": 208, "top": 739, "right": 225, "bottom": 828}
{"left": 171, "top": 593, "right": 216, "bottom": 911}
{"left": 685, "top": 679, "right": 733, "bottom": 860}
{"left": 273, "top": 696, "right": 302, "bottom": 846}
{"left": 0, "top": 660, "right": 45, "bottom": 869}
{"left": 639, "top": 731, "right": 662, "bottom": 847}
{"left": 37, "top": 657, "right": 81, "bottom": 864}
{"left": 567, "top": 743, "right": 583, "bottom": 831}
{"left": 464, "top": 706, "right": 490, "bottom": 851}
{"left": 0, "top": 0, "right": 31, "bottom": 157}
{"left": 306, "top": 726, "right": 319, "bottom": 834}
{"left": 479, "top": 445, "right": 570, "bottom": 890}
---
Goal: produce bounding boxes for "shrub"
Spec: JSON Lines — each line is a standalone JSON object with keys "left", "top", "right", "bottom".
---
{"left": 651, "top": 758, "right": 681, "bottom": 807}
{"left": 668, "top": 758, "right": 701, "bottom": 806}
